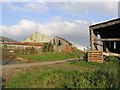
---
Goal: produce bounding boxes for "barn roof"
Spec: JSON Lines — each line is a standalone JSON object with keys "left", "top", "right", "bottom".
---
{"left": 22, "top": 32, "right": 52, "bottom": 43}
{"left": 3, "top": 42, "right": 45, "bottom": 46}
{"left": 53, "top": 37, "right": 73, "bottom": 45}
{"left": 90, "top": 18, "right": 120, "bottom": 30}
{"left": 0, "top": 36, "right": 17, "bottom": 42}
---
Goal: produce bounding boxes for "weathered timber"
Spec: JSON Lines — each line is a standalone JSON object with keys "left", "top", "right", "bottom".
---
{"left": 90, "top": 18, "right": 120, "bottom": 30}
{"left": 88, "top": 51, "right": 104, "bottom": 63}
{"left": 94, "top": 42, "right": 103, "bottom": 46}
{"left": 103, "top": 52, "right": 120, "bottom": 58}
{"left": 96, "top": 38, "right": 120, "bottom": 41}
{"left": 89, "top": 18, "right": 120, "bottom": 54}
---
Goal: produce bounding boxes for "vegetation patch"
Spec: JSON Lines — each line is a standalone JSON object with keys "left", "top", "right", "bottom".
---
{"left": 5, "top": 60, "right": 119, "bottom": 88}
{"left": 16, "top": 52, "right": 83, "bottom": 61}
{"left": 105, "top": 56, "right": 119, "bottom": 62}
{"left": 5, "top": 69, "right": 119, "bottom": 88}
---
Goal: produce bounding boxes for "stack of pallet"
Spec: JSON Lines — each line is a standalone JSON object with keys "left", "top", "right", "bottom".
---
{"left": 88, "top": 50, "right": 103, "bottom": 63}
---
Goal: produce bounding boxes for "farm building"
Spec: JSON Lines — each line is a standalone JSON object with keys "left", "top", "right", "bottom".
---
{"left": 0, "top": 36, "right": 17, "bottom": 49}
{"left": 0, "top": 36, "right": 46, "bottom": 54}
{"left": 0, "top": 36, "right": 17, "bottom": 43}
{"left": 22, "top": 32, "right": 52, "bottom": 43}
{"left": 88, "top": 18, "right": 120, "bottom": 63}
{"left": 1, "top": 33, "right": 87, "bottom": 54}
{"left": 48, "top": 37, "right": 73, "bottom": 53}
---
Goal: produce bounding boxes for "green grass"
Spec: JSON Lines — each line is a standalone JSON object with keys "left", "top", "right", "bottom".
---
{"left": 16, "top": 52, "right": 84, "bottom": 61}
{"left": 5, "top": 60, "right": 119, "bottom": 88}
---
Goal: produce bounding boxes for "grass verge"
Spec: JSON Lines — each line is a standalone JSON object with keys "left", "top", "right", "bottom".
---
{"left": 5, "top": 60, "right": 119, "bottom": 88}
{"left": 16, "top": 52, "right": 84, "bottom": 61}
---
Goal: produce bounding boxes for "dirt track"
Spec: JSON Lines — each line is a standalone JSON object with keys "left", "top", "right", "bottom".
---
{"left": 1, "top": 59, "right": 74, "bottom": 80}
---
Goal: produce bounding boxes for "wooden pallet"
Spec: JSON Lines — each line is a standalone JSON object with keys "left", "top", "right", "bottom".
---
{"left": 88, "top": 51, "right": 103, "bottom": 63}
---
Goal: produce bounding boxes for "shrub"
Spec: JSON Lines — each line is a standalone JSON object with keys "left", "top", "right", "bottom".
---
{"left": 83, "top": 53, "right": 88, "bottom": 62}
{"left": 93, "top": 68, "right": 119, "bottom": 88}
{"left": 5, "top": 69, "right": 119, "bottom": 88}
{"left": 105, "top": 56, "right": 119, "bottom": 62}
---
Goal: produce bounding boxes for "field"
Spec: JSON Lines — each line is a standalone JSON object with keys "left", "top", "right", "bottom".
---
{"left": 16, "top": 52, "right": 84, "bottom": 61}
{"left": 5, "top": 59, "right": 119, "bottom": 88}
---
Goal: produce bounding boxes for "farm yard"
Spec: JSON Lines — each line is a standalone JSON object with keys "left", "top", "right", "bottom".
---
{"left": 2, "top": 47, "right": 119, "bottom": 88}
{"left": 4, "top": 58, "right": 119, "bottom": 88}
{"left": 1, "top": 21, "right": 120, "bottom": 88}
{"left": 1, "top": 2, "right": 120, "bottom": 89}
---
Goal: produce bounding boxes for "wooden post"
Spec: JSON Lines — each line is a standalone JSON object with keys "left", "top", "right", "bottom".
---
{"left": 110, "top": 41, "right": 114, "bottom": 52}
{"left": 103, "top": 41, "right": 109, "bottom": 52}
{"left": 100, "top": 41, "right": 103, "bottom": 50}
{"left": 94, "top": 33, "right": 98, "bottom": 50}
{"left": 89, "top": 28, "right": 97, "bottom": 50}
{"left": 90, "top": 28, "right": 94, "bottom": 50}
{"left": 103, "top": 41, "right": 106, "bottom": 52}
{"left": 116, "top": 42, "right": 120, "bottom": 53}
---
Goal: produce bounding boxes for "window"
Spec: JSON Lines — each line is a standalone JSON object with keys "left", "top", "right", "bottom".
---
{"left": 58, "top": 40, "right": 61, "bottom": 46}
{"left": 53, "top": 39, "right": 55, "bottom": 44}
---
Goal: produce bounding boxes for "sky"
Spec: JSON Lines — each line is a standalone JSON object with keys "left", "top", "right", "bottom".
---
{"left": 1, "top": 1, "right": 119, "bottom": 47}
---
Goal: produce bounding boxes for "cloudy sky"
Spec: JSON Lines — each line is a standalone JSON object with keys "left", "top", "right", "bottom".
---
{"left": 1, "top": 1, "right": 118, "bottom": 47}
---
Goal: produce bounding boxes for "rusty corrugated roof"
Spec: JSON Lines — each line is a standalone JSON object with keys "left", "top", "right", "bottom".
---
{"left": 2, "top": 42, "right": 45, "bottom": 46}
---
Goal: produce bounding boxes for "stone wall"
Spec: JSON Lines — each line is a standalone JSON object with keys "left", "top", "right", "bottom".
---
{"left": 1, "top": 43, "right": 43, "bottom": 54}
{"left": 49, "top": 37, "right": 72, "bottom": 52}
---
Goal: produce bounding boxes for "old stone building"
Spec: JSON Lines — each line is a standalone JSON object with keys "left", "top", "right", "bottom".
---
{"left": 1, "top": 33, "right": 85, "bottom": 54}
{"left": 48, "top": 37, "right": 73, "bottom": 53}
{"left": 0, "top": 36, "right": 46, "bottom": 54}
